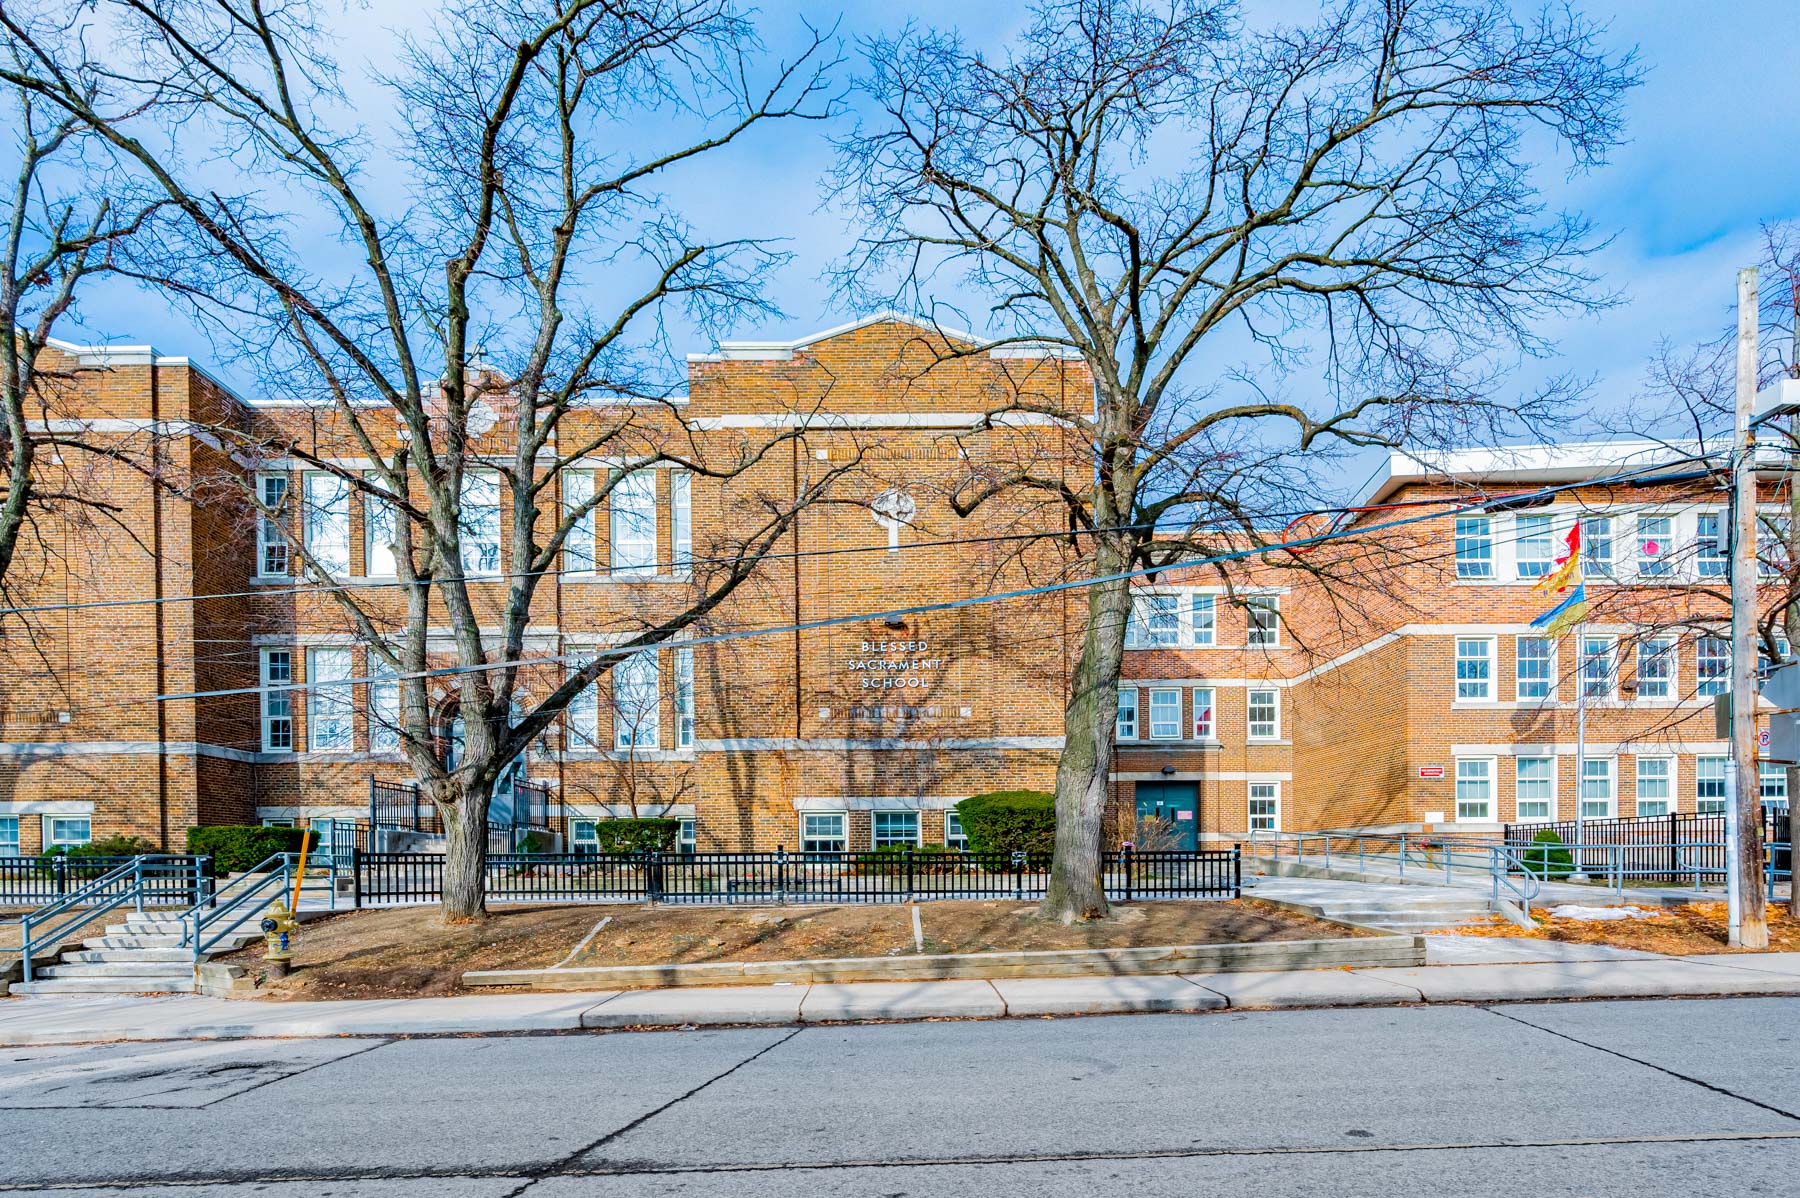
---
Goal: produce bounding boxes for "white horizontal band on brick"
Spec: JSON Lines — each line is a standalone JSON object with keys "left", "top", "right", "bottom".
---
{"left": 0, "top": 799, "right": 95, "bottom": 815}
{"left": 695, "top": 737, "right": 1064, "bottom": 752}
{"left": 1449, "top": 742, "right": 1729, "bottom": 756}
{"left": 0, "top": 740, "right": 267, "bottom": 764}
{"left": 254, "top": 805, "right": 369, "bottom": 820}
{"left": 686, "top": 411, "right": 1068, "bottom": 431}
{"left": 1109, "top": 771, "right": 1292, "bottom": 782}
{"left": 794, "top": 795, "right": 966, "bottom": 812}
{"left": 1119, "top": 678, "right": 1288, "bottom": 689}
{"left": 555, "top": 802, "right": 696, "bottom": 819}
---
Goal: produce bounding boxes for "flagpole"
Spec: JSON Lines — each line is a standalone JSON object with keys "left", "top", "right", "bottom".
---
{"left": 1572, "top": 620, "right": 1589, "bottom": 883}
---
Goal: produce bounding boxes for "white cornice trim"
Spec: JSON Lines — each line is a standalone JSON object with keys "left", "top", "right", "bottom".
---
{"left": 696, "top": 736, "right": 1063, "bottom": 752}
{"left": 686, "top": 411, "right": 1069, "bottom": 431}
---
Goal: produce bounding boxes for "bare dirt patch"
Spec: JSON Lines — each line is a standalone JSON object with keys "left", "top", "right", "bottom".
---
{"left": 224, "top": 899, "right": 1361, "bottom": 1000}
{"left": 1441, "top": 901, "right": 1800, "bottom": 955}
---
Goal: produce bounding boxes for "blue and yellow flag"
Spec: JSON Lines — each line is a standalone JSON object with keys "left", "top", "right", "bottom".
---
{"left": 1530, "top": 582, "right": 1589, "bottom": 636}
{"left": 1531, "top": 522, "right": 1582, "bottom": 596}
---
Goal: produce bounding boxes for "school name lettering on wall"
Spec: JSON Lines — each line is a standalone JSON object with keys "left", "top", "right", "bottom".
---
{"left": 847, "top": 640, "right": 945, "bottom": 690}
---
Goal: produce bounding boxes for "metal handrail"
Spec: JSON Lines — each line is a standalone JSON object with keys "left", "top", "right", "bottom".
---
{"left": 180, "top": 853, "right": 297, "bottom": 964}
{"left": 17, "top": 856, "right": 206, "bottom": 983}
{"left": 1488, "top": 845, "right": 1543, "bottom": 917}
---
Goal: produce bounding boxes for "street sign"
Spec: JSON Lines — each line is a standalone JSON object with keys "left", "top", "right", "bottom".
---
{"left": 1418, "top": 765, "right": 1445, "bottom": 779}
{"left": 1760, "top": 728, "right": 1771, "bottom": 750}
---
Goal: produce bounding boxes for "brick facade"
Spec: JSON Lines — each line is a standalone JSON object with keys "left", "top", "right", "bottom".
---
{"left": 0, "top": 326, "right": 1775, "bottom": 854}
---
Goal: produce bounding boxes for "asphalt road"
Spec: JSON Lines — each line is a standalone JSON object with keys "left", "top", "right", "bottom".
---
{"left": 1, "top": 997, "right": 1798, "bottom": 1196}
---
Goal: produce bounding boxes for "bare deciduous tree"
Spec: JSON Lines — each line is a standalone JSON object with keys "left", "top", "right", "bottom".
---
{"left": 3, "top": 0, "right": 843, "bottom": 919}
{"left": 831, "top": 0, "right": 1637, "bottom": 920}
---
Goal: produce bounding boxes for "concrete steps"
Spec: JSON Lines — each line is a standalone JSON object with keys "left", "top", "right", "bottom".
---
{"left": 10, "top": 909, "right": 263, "bottom": 998}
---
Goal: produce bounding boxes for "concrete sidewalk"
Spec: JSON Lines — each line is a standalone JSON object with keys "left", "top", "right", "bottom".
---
{"left": 4, "top": 946, "right": 1800, "bottom": 1045}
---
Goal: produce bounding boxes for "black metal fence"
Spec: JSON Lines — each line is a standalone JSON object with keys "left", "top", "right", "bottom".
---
{"left": 1504, "top": 810, "right": 1791, "bottom": 881}
{"left": 369, "top": 779, "right": 443, "bottom": 837}
{"left": 0, "top": 854, "right": 212, "bottom": 907}
{"left": 352, "top": 846, "right": 1241, "bottom": 906}
{"left": 368, "top": 778, "right": 562, "bottom": 849}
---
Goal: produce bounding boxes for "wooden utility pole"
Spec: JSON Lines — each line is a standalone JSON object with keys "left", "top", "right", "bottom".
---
{"left": 1732, "top": 265, "right": 1769, "bottom": 948}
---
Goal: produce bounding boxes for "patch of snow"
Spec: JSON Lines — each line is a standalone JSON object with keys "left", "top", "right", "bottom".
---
{"left": 1547, "top": 904, "right": 1659, "bottom": 921}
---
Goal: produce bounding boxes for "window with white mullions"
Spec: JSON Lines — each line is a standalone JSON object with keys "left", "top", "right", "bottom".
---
{"left": 1761, "top": 763, "right": 1789, "bottom": 807}
{"left": 675, "top": 646, "right": 695, "bottom": 751}
{"left": 1696, "top": 755, "right": 1729, "bottom": 814}
{"left": 1190, "top": 595, "right": 1216, "bottom": 646}
{"left": 460, "top": 470, "right": 502, "bottom": 576}
{"left": 0, "top": 816, "right": 17, "bottom": 856}
{"left": 802, "top": 812, "right": 846, "bottom": 854}
{"left": 1248, "top": 783, "right": 1279, "bottom": 832}
{"left": 1454, "top": 638, "right": 1493, "bottom": 700}
{"left": 873, "top": 811, "right": 920, "bottom": 848}
{"left": 1760, "top": 513, "right": 1792, "bottom": 579}
{"left": 610, "top": 469, "right": 658, "bottom": 577}
{"left": 303, "top": 472, "right": 351, "bottom": 576}
{"left": 1580, "top": 636, "right": 1616, "bottom": 700}
{"left": 1455, "top": 759, "right": 1493, "bottom": 821}
{"left": 564, "top": 469, "right": 597, "bottom": 572}
{"left": 1635, "top": 757, "right": 1672, "bottom": 817}
{"left": 1116, "top": 688, "right": 1138, "bottom": 741}
{"left": 1697, "top": 636, "right": 1730, "bottom": 697}
{"left": 307, "top": 648, "right": 355, "bottom": 752}
{"left": 1580, "top": 758, "right": 1615, "bottom": 819}
{"left": 260, "top": 649, "right": 294, "bottom": 752}
{"left": 1127, "top": 593, "right": 1180, "bottom": 648}
{"left": 1695, "top": 512, "right": 1727, "bottom": 578}
{"left": 368, "top": 667, "right": 401, "bottom": 755}
{"left": 613, "top": 650, "right": 660, "bottom": 750}
{"left": 1191, "top": 687, "right": 1215, "bottom": 739}
{"left": 1247, "top": 689, "right": 1279, "bottom": 740}
{"left": 43, "top": 816, "right": 90, "bottom": 848}
{"left": 1148, "top": 688, "right": 1182, "bottom": 739}
{"left": 1515, "top": 756, "right": 1556, "bottom": 820}
{"left": 1635, "top": 514, "right": 1673, "bottom": 577}
{"left": 1454, "top": 517, "right": 1493, "bottom": 579}
{"left": 363, "top": 471, "right": 398, "bottom": 577}
{"left": 1246, "top": 595, "right": 1280, "bottom": 645}
{"left": 1581, "top": 516, "right": 1614, "bottom": 577}
{"left": 671, "top": 471, "right": 692, "bottom": 570}
{"left": 256, "top": 474, "right": 289, "bottom": 577}
{"left": 1516, "top": 636, "right": 1555, "bottom": 701}
{"left": 945, "top": 811, "right": 969, "bottom": 850}
{"left": 1515, "top": 514, "right": 1553, "bottom": 579}
{"left": 1635, "top": 637, "right": 1675, "bottom": 700}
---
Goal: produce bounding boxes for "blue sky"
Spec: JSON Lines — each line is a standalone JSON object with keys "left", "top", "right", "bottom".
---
{"left": 59, "top": 1, "right": 1800, "bottom": 424}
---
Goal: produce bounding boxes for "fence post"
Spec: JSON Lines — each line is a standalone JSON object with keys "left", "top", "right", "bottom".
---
{"left": 368, "top": 776, "right": 378, "bottom": 837}
{"left": 904, "top": 848, "right": 914, "bottom": 901}
{"left": 351, "top": 848, "right": 363, "bottom": 909}
{"left": 1668, "top": 810, "right": 1678, "bottom": 881}
{"left": 777, "top": 847, "right": 788, "bottom": 899}
{"left": 647, "top": 850, "right": 663, "bottom": 903}
{"left": 53, "top": 856, "right": 65, "bottom": 898}
{"left": 1123, "top": 847, "right": 1134, "bottom": 903}
{"left": 1233, "top": 845, "right": 1242, "bottom": 897}
{"left": 1011, "top": 851, "right": 1026, "bottom": 901}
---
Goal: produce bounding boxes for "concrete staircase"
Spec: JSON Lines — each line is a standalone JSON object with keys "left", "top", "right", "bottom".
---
{"left": 1249, "top": 878, "right": 1498, "bottom": 934}
{"left": 9, "top": 912, "right": 262, "bottom": 997}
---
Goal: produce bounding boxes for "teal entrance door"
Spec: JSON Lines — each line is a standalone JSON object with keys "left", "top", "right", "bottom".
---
{"left": 1133, "top": 782, "right": 1199, "bottom": 851}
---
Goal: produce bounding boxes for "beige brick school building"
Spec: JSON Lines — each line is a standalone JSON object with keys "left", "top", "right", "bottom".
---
{"left": 0, "top": 316, "right": 1775, "bottom": 855}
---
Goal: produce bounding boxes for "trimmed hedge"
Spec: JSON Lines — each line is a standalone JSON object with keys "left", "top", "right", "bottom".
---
{"left": 42, "top": 834, "right": 159, "bottom": 859}
{"left": 954, "top": 790, "right": 1056, "bottom": 856}
{"left": 590, "top": 818, "right": 680, "bottom": 853}
{"left": 1523, "top": 828, "right": 1575, "bottom": 881}
{"left": 852, "top": 843, "right": 956, "bottom": 873}
{"left": 186, "top": 825, "right": 316, "bottom": 873}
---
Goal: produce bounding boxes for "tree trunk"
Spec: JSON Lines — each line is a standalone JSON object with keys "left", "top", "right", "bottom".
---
{"left": 1041, "top": 548, "right": 1132, "bottom": 923}
{"left": 437, "top": 779, "right": 490, "bottom": 923}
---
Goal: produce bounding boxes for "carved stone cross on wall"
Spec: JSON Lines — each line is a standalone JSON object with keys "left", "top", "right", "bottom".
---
{"left": 871, "top": 489, "right": 917, "bottom": 553}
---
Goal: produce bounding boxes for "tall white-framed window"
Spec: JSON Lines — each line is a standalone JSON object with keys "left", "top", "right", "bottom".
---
{"left": 1248, "top": 782, "right": 1280, "bottom": 832}
{"left": 1696, "top": 512, "right": 1727, "bottom": 577}
{"left": 1761, "top": 762, "right": 1789, "bottom": 807}
{"left": 610, "top": 469, "right": 658, "bottom": 577}
{"left": 1580, "top": 635, "right": 1616, "bottom": 700}
{"left": 1126, "top": 593, "right": 1180, "bottom": 648}
{"left": 801, "top": 812, "right": 846, "bottom": 854}
{"left": 1636, "top": 514, "right": 1674, "bottom": 577}
{"left": 368, "top": 667, "right": 401, "bottom": 755}
{"left": 1191, "top": 686, "right": 1215, "bottom": 739}
{"left": 1455, "top": 758, "right": 1494, "bottom": 821}
{"left": 1696, "top": 755, "right": 1729, "bottom": 814}
{"left": 570, "top": 819, "right": 600, "bottom": 852}
{"left": 1454, "top": 516, "right": 1493, "bottom": 579}
{"left": 671, "top": 471, "right": 692, "bottom": 570}
{"left": 1516, "top": 636, "right": 1555, "bottom": 701}
{"left": 1246, "top": 595, "right": 1280, "bottom": 646}
{"left": 255, "top": 473, "right": 289, "bottom": 577}
{"left": 1697, "top": 635, "right": 1730, "bottom": 696}
{"left": 303, "top": 472, "right": 351, "bottom": 576}
{"left": 1455, "top": 637, "right": 1494, "bottom": 700}
{"left": 613, "top": 649, "right": 660, "bottom": 750}
{"left": 564, "top": 648, "right": 601, "bottom": 751}
{"left": 1635, "top": 757, "right": 1673, "bottom": 817}
{"left": 1116, "top": 688, "right": 1138, "bottom": 741}
{"left": 1635, "top": 637, "right": 1675, "bottom": 700}
{"left": 1582, "top": 515, "right": 1614, "bottom": 577}
{"left": 1580, "top": 757, "right": 1615, "bottom": 819}
{"left": 1760, "top": 513, "right": 1792, "bottom": 579}
{"left": 1247, "top": 688, "right": 1279, "bottom": 741}
{"left": 945, "top": 811, "right": 969, "bottom": 850}
{"left": 873, "top": 811, "right": 921, "bottom": 848}
{"left": 678, "top": 818, "right": 698, "bottom": 854}
{"left": 674, "top": 645, "right": 695, "bottom": 751}
{"left": 1515, "top": 756, "right": 1556, "bottom": 821}
{"left": 307, "top": 648, "right": 355, "bottom": 753}
{"left": 460, "top": 470, "right": 502, "bottom": 576}
{"left": 1190, "top": 595, "right": 1216, "bottom": 646}
{"left": 43, "top": 815, "right": 91, "bottom": 848}
{"left": 1147, "top": 688, "right": 1183, "bottom": 739}
{"left": 1515, "top": 514, "right": 1554, "bottom": 579}
{"left": 260, "top": 649, "right": 294, "bottom": 752}
{"left": 0, "top": 815, "right": 17, "bottom": 855}
{"left": 363, "top": 472, "right": 397, "bottom": 578}
{"left": 564, "top": 469, "right": 597, "bottom": 572}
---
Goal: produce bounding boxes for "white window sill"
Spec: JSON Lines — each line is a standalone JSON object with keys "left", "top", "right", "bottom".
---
{"left": 556, "top": 750, "right": 697, "bottom": 763}
{"left": 565, "top": 572, "right": 693, "bottom": 585}
{"left": 251, "top": 575, "right": 292, "bottom": 586}
{"left": 1247, "top": 738, "right": 1290, "bottom": 746}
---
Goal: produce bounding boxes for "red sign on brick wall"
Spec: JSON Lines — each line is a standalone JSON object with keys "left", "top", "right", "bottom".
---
{"left": 1418, "top": 765, "right": 1445, "bottom": 779}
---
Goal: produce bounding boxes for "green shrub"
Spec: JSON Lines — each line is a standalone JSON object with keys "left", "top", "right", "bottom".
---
{"left": 954, "top": 790, "right": 1056, "bottom": 856}
{"left": 851, "top": 843, "right": 954, "bottom": 873}
{"left": 42, "top": 834, "right": 160, "bottom": 859}
{"left": 589, "top": 818, "right": 680, "bottom": 854}
{"left": 514, "top": 830, "right": 553, "bottom": 854}
{"left": 185, "top": 825, "right": 316, "bottom": 872}
{"left": 1523, "top": 829, "right": 1575, "bottom": 881}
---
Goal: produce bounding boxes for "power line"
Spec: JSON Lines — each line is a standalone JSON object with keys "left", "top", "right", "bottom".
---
{"left": 151, "top": 453, "right": 1721, "bottom": 704}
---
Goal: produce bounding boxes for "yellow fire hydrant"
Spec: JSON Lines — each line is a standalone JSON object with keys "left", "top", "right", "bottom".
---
{"left": 260, "top": 900, "right": 299, "bottom": 980}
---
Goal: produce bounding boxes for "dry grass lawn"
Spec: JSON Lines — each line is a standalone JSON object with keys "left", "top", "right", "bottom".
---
{"left": 223, "top": 898, "right": 1361, "bottom": 1000}
{"left": 1443, "top": 901, "right": 1800, "bottom": 955}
